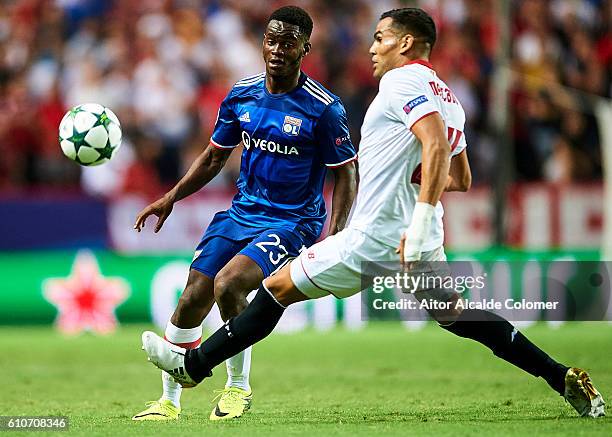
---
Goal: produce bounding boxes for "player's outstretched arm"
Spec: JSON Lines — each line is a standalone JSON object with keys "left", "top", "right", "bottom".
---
{"left": 327, "top": 161, "right": 357, "bottom": 235}
{"left": 133, "top": 143, "right": 233, "bottom": 233}
{"left": 398, "top": 113, "right": 450, "bottom": 264}
{"left": 445, "top": 149, "right": 471, "bottom": 192}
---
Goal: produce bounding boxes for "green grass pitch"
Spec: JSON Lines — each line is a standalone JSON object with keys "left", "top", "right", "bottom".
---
{"left": 1, "top": 323, "right": 611, "bottom": 436}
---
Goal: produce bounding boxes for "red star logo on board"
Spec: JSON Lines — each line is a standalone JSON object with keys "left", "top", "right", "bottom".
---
{"left": 43, "top": 250, "right": 130, "bottom": 334}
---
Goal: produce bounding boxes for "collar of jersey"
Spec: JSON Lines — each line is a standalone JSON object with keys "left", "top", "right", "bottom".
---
{"left": 403, "top": 59, "right": 434, "bottom": 69}
{"left": 263, "top": 71, "right": 308, "bottom": 99}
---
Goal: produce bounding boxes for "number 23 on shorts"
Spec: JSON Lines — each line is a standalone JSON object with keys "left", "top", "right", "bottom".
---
{"left": 255, "top": 233, "right": 289, "bottom": 265}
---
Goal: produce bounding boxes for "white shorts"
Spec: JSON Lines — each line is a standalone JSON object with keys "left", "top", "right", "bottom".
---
{"left": 290, "top": 228, "right": 447, "bottom": 299}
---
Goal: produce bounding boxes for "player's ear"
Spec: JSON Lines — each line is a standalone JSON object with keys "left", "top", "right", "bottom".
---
{"left": 303, "top": 41, "right": 311, "bottom": 56}
{"left": 399, "top": 34, "right": 413, "bottom": 55}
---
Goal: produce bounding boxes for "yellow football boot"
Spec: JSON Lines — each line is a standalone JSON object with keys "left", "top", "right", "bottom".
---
{"left": 132, "top": 400, "right": 181, "bottom": 421}
{"left": 209, "top": 387, "right": 252, "bottom": 421}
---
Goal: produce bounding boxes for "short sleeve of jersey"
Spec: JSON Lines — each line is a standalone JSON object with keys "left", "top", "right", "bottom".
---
{"left": 453, "top": 133, "right": 467, "bottom": 156}
{"left": 210, "top": 91, "right": 241, "bottom": 149}
{"left": 314, "top": 101, "right": 357, "bottom": 167}
{"left": 382, "top": 70, "right": 439, "bottom": 130}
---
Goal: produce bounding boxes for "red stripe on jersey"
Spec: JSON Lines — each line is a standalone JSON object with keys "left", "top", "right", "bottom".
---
{"left": 448, "top": 128, "right": 463, "bottom": 151}
{"left": 411, "top": 127, "right": 464, "bottom": 184}
{"left": 411, "top": 164, "right": 423, "bottom": 185}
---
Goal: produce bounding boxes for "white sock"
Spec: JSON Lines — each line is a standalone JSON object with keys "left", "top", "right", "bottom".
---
{"left": 161, "top": 371, "right": 182, "bottom": 408}
{"left": 160, "top": 322, "right": 202, "bottom": 408}
{"left": 225, "top": 347, "right": 252, "bottom": 392}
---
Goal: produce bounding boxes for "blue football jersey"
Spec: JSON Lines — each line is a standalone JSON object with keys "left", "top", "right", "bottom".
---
{"left": 210, "top": 72, "right": 356, "bottom": 239}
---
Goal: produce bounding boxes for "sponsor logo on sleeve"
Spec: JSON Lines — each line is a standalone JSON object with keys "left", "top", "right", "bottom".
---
{"left": 335, "top": 134, "right": 350, "bottom": 146}
{"left": 403, "top": 95, "right": 428, "bottom": 114}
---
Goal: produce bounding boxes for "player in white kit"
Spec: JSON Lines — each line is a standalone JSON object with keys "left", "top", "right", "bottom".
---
{"left": 141, "top": 8, "right": 604, "bottom": 418}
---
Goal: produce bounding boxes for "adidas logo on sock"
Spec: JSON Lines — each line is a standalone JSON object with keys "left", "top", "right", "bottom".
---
{"left": 239, "top": 112, "right": 250, "bottom": 122}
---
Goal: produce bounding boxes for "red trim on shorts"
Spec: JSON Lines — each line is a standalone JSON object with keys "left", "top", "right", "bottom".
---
{"left": 164, "top": 336, "right": 202, "bottom": 349}
{"left": 409, "top": 111, "right": 439, "bottom": 130}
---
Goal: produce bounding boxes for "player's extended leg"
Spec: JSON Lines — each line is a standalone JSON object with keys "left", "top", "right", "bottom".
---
{"left": 132, "top": 269, "right": 215, "bottom": 421}
{"left": 438, "top": 307, "right": 604, "bottom": 417}
{"left": 141, "top": 262, "right": 308, "bottom": 386}
{"left": 419, "top": 291, "right": 605, "bottom": 417}
{"left": 410, "top": 247, "right": 604, "bottom": 417}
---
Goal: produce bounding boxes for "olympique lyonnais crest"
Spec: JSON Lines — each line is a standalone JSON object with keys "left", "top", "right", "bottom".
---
{"left": 282, "top": 115, "right": 302, "bottom": 136}
{"left": 43, "top": 250, "right": 130, "bottom": 334}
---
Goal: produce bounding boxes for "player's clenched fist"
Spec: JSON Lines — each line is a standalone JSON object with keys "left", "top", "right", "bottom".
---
{"left": 133, "top": 194, "right": 175, "bottom": 233}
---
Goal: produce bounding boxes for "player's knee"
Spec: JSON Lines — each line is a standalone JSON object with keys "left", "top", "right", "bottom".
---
{"left": 264, "top": 266, "right": 306, "bottom": 307}
{"left": 177, "top": 272, "right": 213, "bottom": 308}
{"left": 264, "top": 274, "right": 288, "bottom": 296}
{"left": 214, "top": 273, "right": 248, "bottom": 312}
{"left": 177, "top": 285, "right": 208, "bottom": 311}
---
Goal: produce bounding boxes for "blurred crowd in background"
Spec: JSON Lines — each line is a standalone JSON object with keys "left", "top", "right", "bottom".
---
{"left": 0, "top": 0, "right": 610, "bottom": 198}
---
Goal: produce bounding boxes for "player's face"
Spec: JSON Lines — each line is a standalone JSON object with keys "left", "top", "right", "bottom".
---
{"left": 369, "top": 17, "right": 408, "bottom": 79}
{"left": 263, "top": 20, "right": 310, "bottom": 78}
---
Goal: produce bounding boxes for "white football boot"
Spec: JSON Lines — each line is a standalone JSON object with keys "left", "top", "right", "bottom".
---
{"left": 141, "top": 331, "right": 198, "bottom": 388}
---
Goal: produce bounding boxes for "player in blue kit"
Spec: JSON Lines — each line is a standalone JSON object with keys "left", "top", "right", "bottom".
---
{"left": 131, "top": 6, "right": 356, "bottom": 421}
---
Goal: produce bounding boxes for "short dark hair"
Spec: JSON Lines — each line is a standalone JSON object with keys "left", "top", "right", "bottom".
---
{"left": 268, "top": 6, "right": 313, "bottom": 38}
{"left": 380, "top": 8, "right": 436, "bottom": 50}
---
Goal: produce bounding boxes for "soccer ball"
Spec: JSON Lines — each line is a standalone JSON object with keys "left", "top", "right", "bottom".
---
{"left": 58, "top": 103, "right": 122, "bottom": 166}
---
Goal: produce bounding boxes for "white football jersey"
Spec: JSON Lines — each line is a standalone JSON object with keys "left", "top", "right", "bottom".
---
{"left": 349, "top": 61, "right": 467, "bottom": 250}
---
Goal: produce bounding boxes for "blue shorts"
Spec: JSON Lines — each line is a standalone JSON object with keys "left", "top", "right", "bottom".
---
{"left": 191, "top": 211, "right": 317, "bottom": 279}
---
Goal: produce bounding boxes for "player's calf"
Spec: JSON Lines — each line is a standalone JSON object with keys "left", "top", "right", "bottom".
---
{"left": 440, "top": 309, "right": 568, "bottom": 395}
{"left": 440, "top": 309, "right": 606, "bottom": 417}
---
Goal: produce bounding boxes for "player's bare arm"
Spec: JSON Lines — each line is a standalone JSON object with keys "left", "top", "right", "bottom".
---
{"left": 398, "top": 113, "right": 450, "bottom": 264}
{"left": 133, "top": 144, "right": 233, "bottom": 233}
{"left": 327, "top": 161, "right": 357, "bottom": 235}
{"left": 412, "top": 113, "right": 450, "bottom": 204}
{"left": 445, "top": 149, "right": 471, "bottom": 192}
